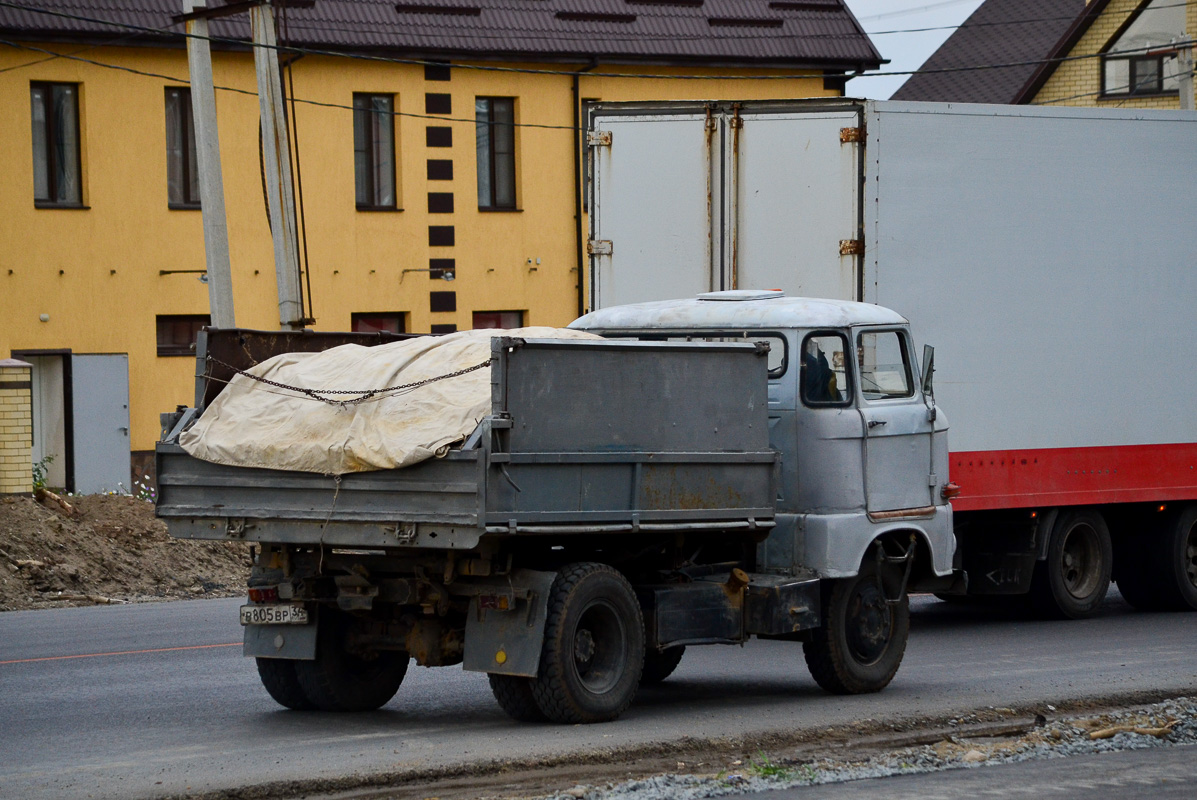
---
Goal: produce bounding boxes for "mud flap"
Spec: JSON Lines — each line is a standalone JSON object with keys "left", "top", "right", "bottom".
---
{"left": 462, "top": 568, "right": 556, "bottom": 677}
{"left": 243, "top": 621, "right": 317, "bottom": 660}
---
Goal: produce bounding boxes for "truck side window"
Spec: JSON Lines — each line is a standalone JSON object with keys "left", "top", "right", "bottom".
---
{"left": 801, "top": 333, "right": 850, "bottom": 407}
{"left": 857, "top": 331, "right": 913, "bottom": 400}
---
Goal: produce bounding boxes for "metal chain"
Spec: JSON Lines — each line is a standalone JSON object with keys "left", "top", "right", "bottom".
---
{"left": 206, "top": 355, "right": 492, "bottom": 408}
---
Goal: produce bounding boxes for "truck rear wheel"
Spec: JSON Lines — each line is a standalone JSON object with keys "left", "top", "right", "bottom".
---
{"left": 804, "top": 559, "right": 909, "bottom": 694}
{"left": 256, "top": 657, "right": 316, "bottom": 710}
{"left": 488, "top": 674, "right": 547, "bottom": 722}
{"left": 531, "top": 562, "right": 644, "bottom": 724}
{"left": 641, "top": 646, "right": 685, "bottom": 685}
{"left": 1121, "top": 505, "right": 1197, "bottom": 612}
{"left": 294, "top": 612, "right": 410, "bottom": 711}
{"left": 1031, "top": 510, "right": 1111, "bottom": 619}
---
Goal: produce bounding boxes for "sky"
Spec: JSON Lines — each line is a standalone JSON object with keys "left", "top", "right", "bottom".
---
{"left": 842, "top": 0, "right": 988, "bottom": 99}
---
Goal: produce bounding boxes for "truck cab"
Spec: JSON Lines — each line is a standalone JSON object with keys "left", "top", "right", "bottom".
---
{"left": 571, "top": 289, "right": 955, "bottom": 585}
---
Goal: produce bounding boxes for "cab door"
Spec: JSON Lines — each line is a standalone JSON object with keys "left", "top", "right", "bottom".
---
{"left": 855, "top": 329, "right": 934, "bottom": 512}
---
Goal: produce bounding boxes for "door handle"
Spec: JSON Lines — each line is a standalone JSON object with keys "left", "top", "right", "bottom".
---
{"left": 867, "top": 419, "right": 887, "bottom": 428}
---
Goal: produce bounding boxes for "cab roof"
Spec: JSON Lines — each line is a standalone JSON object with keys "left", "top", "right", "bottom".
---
{"left": 571, "top": 291, "right": 908, "bottom": 331}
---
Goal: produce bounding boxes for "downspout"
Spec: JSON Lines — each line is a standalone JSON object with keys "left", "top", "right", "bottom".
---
{"left": 573, "top": 59, "right": 598, "bottom": 320}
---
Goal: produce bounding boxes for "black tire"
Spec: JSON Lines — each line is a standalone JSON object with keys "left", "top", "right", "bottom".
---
{"left": 531, "top": 562, "right": 645, "bottom": 724}
{"left": 640, "top": 646, "right": 685, "bottom": 685}
{"left": 1147, "top": 505, "right": 1197, "bottom": 611}
{"left": 256, "top": 657, "right": 316, "bottom": 710}
{"left": 804, "top": 558, "right": 909, "bottom": 694}
{"left": 488, "top": 674, "right": 547, "bottom": 722}
{"left": 1030, "top": 509, "right": 1112, "bottom": 619}
{"left": 293, "top": 612, "right": 410, "bottom": 711}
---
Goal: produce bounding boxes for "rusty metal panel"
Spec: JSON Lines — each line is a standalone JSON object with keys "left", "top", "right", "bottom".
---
{"left": 744, "top": 574, "right": 821, "bottom": 635}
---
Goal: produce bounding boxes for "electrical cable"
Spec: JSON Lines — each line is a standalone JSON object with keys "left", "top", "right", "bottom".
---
{"left": 0, "top": 0, "right": 1190, "bottom": 80}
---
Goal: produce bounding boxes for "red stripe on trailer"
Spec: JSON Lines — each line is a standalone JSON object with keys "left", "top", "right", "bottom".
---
{"left": 949, "top": 442, "right": 1197, "bottom": 512}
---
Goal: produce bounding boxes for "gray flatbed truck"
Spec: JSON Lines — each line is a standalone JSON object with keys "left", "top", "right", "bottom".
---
{"left": 156, "top": 291, "right": 955, "bottom": 723}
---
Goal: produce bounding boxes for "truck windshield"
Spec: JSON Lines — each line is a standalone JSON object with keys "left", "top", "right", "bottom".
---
{"left": 857, "top": 330, "right": 913, "bottom": 400}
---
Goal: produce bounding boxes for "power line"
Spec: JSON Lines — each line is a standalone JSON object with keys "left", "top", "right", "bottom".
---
{"left": 0, "top": 0, "right": 1189, "bottom": 78}
{"left": 0, "top": 1, "right": 1190, "bottom": 93}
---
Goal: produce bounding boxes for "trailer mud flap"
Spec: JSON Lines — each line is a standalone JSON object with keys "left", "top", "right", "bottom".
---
{"left": 462, "top": 569, "right": 556, "bottom": 677}
{"left": 244, "top": 621, "right": 317, "bottom": 660}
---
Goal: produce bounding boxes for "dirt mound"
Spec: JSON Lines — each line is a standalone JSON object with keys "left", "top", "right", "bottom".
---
{"left": 0, "top": 494, "right": 248, "bottom": 611}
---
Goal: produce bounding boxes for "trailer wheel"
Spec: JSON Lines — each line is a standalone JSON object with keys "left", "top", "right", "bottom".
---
{"left": 294, "top": 613, "right": 410, "bottom": 711}
{"left": 804, "top": 559, "right": 909, "bottom": 694}
{"left": 255, "top": 657, "right": 316, "bottom": 710}
{"left": 1031, "top": 510, "right": 1111, "bottom": 619}
{"left": 531, "top": 562, "right": 644, "bottom": 724}
{"left": 488, "top": 674, "right": 547, "bottom": 722}
{"left": 641, "top": 646, "right": 685, "bottom": 685}
{"left": 1158, "top": 505, "right": 1197, "bottom": 610}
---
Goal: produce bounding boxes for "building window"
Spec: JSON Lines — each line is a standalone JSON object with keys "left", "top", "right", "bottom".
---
{"left": 165, "top": 88, "right": 200, "bottom": 208}
{"left": 475, "top": 97, "right": 515, "bottom": 209}
{"left": 351, "top": 313, "right": 406, "bottom": 334}
{"left": 1101, "top": 0, "right": 1184, "bottom": 96}
{"left": 157, "top": 315, "right": 210, "bottom": 357}
{"left": 473, "top": 311, "right": 523, "bottom": 329}
{"left": 30, "top": 82, "right": 81, "bottom": 206}
{"left": 430, "top": 291, "right": 456, "bottom": 313}
{"left": 353, "top": 94, "right": 396, "bottom": 209}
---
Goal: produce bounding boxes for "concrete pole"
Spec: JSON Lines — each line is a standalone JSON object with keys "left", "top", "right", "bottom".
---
{"left": 250, "top": 2, "right": 305, "bottom": 331}
{"left": 1178, "top": 38, "right": 1194, "bottom": 111}
{"left": 183, "top": 0, "right": 235, "bottom": 328}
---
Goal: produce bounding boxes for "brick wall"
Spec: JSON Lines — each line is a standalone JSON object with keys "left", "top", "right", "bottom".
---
{"left": 1035, "top": 0, "right": 1197, "bottom": 108}
{"left": 0, "top": 359, "right": 33, "bottom": 495}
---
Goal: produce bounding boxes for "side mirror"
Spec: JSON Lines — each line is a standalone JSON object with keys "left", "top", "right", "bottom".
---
{"left": 920, "top": 344, "right": 935, "bottom": 397}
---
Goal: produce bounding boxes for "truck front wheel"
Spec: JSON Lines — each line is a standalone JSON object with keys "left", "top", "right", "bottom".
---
{"left": 293, "top": 612, "right": 410, "bottom": 711}
{"left": 804, "top": 559, "right": 909, "bottom": 694}
{"left": 1031, "top": 510, "right": 1111, "bottom": 619}
{"left": 531, "top": 562, "right": 645, "bottom": 723}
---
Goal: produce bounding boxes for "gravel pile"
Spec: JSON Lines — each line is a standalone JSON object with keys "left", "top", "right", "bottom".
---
{"left": 537, "top": 697, "right": 1197, "bottom": 800}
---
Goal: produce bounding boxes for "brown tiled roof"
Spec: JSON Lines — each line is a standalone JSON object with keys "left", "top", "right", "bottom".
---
{"left": 890, "top": 0, "right": 1084, "bottom": 104}
{"left": 0, "top": 0, "right": 882, "bottom": 68}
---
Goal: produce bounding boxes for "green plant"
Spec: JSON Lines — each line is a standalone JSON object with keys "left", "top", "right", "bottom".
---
{"left": 747, "top": 751, "right": 792, "bottom": 780}
{"left": 31, "top": 454, "right": 55, "bottom": 491}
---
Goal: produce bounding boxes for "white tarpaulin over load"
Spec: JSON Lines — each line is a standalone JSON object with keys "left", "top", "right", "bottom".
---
{"left": 179, "top": 327, "right": 601, "bottom": 475}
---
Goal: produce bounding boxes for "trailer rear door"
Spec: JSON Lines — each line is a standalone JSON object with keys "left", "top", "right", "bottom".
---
{"left": 587, "top": 101, "right": 863, "bottom": 311}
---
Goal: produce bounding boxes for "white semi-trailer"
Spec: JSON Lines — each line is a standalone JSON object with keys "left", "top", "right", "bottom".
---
{"left": 585, "top": 99, "right": 1197, "bottom": 617}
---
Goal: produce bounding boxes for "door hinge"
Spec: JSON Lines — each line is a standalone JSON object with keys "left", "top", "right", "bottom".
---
{"left": 839, "top": 239, "right": 864, "bottom": 256}
{"left": 840, "top": 126, "right": 864, "bottom": 144}
{"left": 587, "top": 130, "right": 612, "bottom": 147}
{"left": 587, "top": 239, "right": 613, "bottom": 256}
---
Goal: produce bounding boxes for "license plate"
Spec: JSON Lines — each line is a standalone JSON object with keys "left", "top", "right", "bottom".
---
{"left": 239, "top": 604, "right": 309, "bottom": 626}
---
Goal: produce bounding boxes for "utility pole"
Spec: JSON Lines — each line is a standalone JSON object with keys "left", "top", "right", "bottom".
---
{"left": 250, "top": 2, "right": 305, "bottom": 331}
{"left": 182, "top": 0, "right": 235, "bottom": 328}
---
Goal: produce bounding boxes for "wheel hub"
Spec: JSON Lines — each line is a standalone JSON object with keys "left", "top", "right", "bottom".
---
{"left": 574, "top": 628, "right": 596, "bottom": 668}
{"left": 1060, "top": 524, "right": 1100, "bottom": 599}
{"left": 845, "top": 582, "right": 891, "bottom": 666}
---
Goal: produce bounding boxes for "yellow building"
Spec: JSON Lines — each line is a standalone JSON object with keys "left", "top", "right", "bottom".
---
{"left": 893, "top": 0, "right": 1195, "bottom": 108}
{"left": 0, "top": 0, "right": 880, "bottom": 491}
{"left": 1020, "top": 0, "right": 1197, "bottom": 107}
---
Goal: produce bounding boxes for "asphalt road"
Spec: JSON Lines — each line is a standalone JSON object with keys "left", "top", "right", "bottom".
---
{"left": 1, "top": 592, "right": 1195, "bottom": 800}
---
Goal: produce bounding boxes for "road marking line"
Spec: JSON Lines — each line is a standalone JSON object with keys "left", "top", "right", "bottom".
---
{"left": 0, "top": 642, "right": 240, "bottom": 665}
